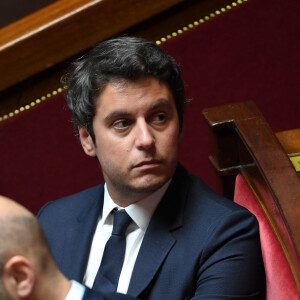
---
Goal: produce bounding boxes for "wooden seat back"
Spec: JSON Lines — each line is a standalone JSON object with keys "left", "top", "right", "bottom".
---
{"left": 202, "top": 101, "right": 300, "bottom": 297}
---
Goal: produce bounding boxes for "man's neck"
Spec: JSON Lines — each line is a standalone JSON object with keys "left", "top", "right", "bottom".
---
{"left": 40, "top": 272, "right": 71, "bottom": 300}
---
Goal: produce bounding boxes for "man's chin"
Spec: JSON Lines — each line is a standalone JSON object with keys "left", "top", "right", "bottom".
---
{"left": 132, "top": 176, "right": 169, "bottom": 194}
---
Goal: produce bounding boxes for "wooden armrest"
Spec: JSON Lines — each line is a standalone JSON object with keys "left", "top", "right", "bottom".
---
{"left": 276, "top": 129, "right": 300, "bottom": 155}
{"left": 202, "top": 101, "right": 300, "bottom": 282}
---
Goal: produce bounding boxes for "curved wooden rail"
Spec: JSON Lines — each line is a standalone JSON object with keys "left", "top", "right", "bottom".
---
{"left": 0, "top": 0, "right": 186, "bottom": 92}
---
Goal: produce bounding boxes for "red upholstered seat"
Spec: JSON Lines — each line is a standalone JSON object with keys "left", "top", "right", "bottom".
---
{"left": 234, "top": 174, "right": 300, "bottom": 300}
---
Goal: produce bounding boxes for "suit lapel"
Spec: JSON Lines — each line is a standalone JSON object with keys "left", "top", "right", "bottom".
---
{"left": 128, "top": 164, "right": 189, "bottom": 297}
{"left": 62, "top": 185, "right": 104, "bottom": 281}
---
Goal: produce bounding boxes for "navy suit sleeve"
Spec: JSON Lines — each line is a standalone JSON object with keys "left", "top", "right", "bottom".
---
{"left": 194, "top": 209, "right": 265, "bottom": 299}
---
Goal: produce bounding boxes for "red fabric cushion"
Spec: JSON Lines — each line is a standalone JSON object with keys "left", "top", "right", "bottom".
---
{"left": 234, "top": 174, "right": 299, "bottom": 300}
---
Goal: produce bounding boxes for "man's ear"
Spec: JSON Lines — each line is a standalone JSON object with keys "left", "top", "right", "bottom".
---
{"left": 78, "top": 127, "right": 97, "bottom": 157}
{"left": 3, "top": 256, "right": 35, "bottom": 298}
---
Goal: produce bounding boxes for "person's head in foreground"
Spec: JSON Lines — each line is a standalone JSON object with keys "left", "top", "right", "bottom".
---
{"left": 0, "top": 195, "right": 70, "bottom": 300}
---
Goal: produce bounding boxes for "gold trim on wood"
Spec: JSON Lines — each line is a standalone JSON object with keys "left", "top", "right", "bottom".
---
{"left": 0, "top": 87, "right": 65, "bottom": 123}
{"left": 156, "top": 0, "right": 248, "bottom": 45}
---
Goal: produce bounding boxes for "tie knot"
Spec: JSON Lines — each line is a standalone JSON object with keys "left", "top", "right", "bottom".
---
{"left": 111, "top": 210, "right": 131, "bottom": 236}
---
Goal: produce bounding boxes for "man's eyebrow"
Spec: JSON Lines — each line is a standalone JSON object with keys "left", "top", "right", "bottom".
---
{"left": 104, "top": 100, "right": 173, "bottom": 123}
{"left": 151, "top": 100, "right": 173, "bottom": 110}
{"left": 104, "top": 111, "right": 131, "bottom": 123}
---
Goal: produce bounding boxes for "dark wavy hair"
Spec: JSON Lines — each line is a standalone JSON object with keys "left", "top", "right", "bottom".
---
{"left": 62, "top": 36, "right": 188, "bottom": 142}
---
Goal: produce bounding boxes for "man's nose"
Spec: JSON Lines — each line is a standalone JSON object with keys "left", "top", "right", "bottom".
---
{"left": 135, "top": 120, "right": 155, "bottom": 150}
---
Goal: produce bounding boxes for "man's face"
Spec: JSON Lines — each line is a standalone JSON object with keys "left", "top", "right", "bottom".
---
{"left": 79, "top": 77, "right": 181, "bottom": 205}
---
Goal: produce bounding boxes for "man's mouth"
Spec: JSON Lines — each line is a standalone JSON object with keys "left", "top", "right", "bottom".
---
{"left": 133, "top": 160, "right": 162, "bottom": 169}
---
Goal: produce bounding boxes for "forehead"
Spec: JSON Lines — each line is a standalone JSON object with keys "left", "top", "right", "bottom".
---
{"left": 95, "top": 77, "right": 175, "bottom": 114}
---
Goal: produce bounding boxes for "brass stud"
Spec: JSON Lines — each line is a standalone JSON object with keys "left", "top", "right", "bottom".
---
{"left": 232, "top": 2, "right": 237, "bottom": 7}
{"left": 215, "top": 10, "right": 221, "bottom": 15}
{"left": 41, "top": 96, "right": 46, "bottom": 101}
{"left": 156, "top": 40, "right": 161, "bottom": 45}
{"left": 14, "top": 109, "right": 19, "bottom": 115}
{"left": 188, "top": 24, "right": 194, "bottom": 28}
{"left": 36, "top": 99, "right": 41, "bottom": 104}
{"left": 20, "top": 107, "right": 25, "bottom": 112}
{"left": 3, "top": 115, "right": 8, "bottom": 120}
{"left": 57, "top": 88, "right": 63, "bottom": 93}
{"left": 221, "top": 7, "right": 226, "bottom": 12}
{"left": 52, "top": 90, "right": 58, "bottom": 96}
{"left": 226, "top": 5, "right": 232, "bottom": 9}
{"left": 177, "top": 29, "right": 183, "bottom": 34}
{"left": 204, "top": 16, "right": 210, "bottom": 21}
{"left": 166, "top": 35, "right": 172, "bottom": 39}
{"left": 46, "top": 93, "right": 52, "bottom": 98}
{"left": 193, "top": 21, "right": 199, "bottom": 26}
{"left": 199, "top": 18, "right": 205, "bottom": 23}
{"left": 172, "top": 32, "right": 177, "bottom": 37}
{"left": 9, "top": 112, "right": 14, "bottom": 117}
{"left": 30, "top": 102, "right": 35, "bottom": 107}
{"left": 25, "top": 105, "right": 30, "bottom": 110}
{"left": 210, "top": 13, "right": 215, "bottom": 18}
{"left": 183, "top": 26, "right": 188, "bottom": 31}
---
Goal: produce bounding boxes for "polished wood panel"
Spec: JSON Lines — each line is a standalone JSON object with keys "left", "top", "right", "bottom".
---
{"left": 0, "top": 0, "right": 185, "bottom": 92}
{"left": 276, "top": 129, "right": 300, "bottom": 155}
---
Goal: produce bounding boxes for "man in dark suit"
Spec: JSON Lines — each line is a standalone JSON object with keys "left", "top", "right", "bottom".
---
{"left": 37, "top": 36, "right": 265, "bottom": 299}
{"left": 0, "top": 195, "right": 136, "bottom": 300}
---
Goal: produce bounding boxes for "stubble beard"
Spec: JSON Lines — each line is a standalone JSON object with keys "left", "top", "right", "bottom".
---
{"left": 104, "top": 170, "right": 171, "bottom": 204}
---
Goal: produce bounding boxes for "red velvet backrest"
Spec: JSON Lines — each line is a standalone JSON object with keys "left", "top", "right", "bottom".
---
{"left": 234, "top": 174, "right": 300, "bottom": 299}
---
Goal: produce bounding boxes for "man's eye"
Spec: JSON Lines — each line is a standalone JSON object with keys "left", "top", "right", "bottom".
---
{"left": 113, "top": 120, "right": 130, "bottom": 129}
{"left": 152, "top": 113, "right": 167, "bottom": 123}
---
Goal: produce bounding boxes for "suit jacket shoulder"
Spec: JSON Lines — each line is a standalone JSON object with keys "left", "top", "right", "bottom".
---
{"left": 37, "top": 184, "right": 104, "bottom": 221}
{"left": 37, "top": 184, "right": 104, "bottom": 280}
{"left": 128, "top": 164, "right": 265, "bottom": 299}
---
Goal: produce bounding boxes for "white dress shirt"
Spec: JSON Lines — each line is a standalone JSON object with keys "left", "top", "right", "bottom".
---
{"left": 83, "top": 180, "right": 171, "bottom": 294}
{"left": 65, "top": 280, "right": 85, "bottom": 300}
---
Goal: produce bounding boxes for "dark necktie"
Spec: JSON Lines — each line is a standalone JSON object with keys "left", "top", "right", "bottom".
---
{"left": 92, "top": 209, "right": 132, "bottom": 293}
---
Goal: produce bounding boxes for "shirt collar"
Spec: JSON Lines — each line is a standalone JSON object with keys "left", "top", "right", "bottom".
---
{"left": 65, "top": 280, "right": 85, "bottom": 300}
{"left": 102, "top": 180, "right": 171, "bottom": 232}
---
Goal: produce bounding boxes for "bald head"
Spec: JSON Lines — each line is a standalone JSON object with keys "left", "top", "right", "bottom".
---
{"left": 0, "top": 196, "right": 71, "bottom": 300}
{"left": 0, "top": 196, "right": 53, "bottom": 275}
{"left": 0, "top": 195, "right": 33, "bottom": 218}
